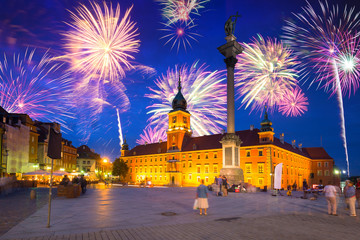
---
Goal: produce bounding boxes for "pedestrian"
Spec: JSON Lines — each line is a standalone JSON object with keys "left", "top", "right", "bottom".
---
{"left": 217, "top": 175, "right": 223, "bottom": 196}
{"left": 345, "top": 181, "right": 356, "bottom": 217}
{"left": 355, "top": 178, "right": 360, "bottom": 209}
{"left": 292, "top": 182, "right": 297, "bottom": 191}
{"left": 72, "top": 176, "right": 80, "bottom": 184}
{"left": 80, "top": 175, "right": 87, "bottom": 194}
{"left": 222, "top": 176, "right": 228, "bottom": 197}
{"left": 303, "top": 179, "right": 309, "bottom": 199}
{"left": 60, "top": 175, "right": 70, "bottom": 186}
{"left": 324, "top": 184, "right": 338, "bottom": 216}
{"left": 196, "top": 179, "right": 209, "bottom": 215}
{"left": 343, "top": 180, "right": 350, "bottom": 210}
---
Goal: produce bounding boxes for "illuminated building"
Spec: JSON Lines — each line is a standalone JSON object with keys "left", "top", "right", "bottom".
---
{"left": 121, "top": 83, "right": 336, "bottom": 189}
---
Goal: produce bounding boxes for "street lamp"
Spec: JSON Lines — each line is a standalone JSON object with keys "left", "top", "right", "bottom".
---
{"left": 342, "top": 170, "right": 346, "bottom": 174}
{"left": 103, "top": 158, "right": 108, "bottom": 163}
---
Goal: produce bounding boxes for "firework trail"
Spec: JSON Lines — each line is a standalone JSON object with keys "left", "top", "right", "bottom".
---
{"left": 156, "top": 0, "right": 209, "bottom": 26}
{"left": 283, "top": 0, "right": 360, "bottom": 176}
{"left": 63, "top": 1, "right": 140, "bottom": 83}
{"left": 116, "top": 108, "right": 124, "bottom": 149}
{"left": 0, "top": 49, "right": 73, "bottom": 129}
{"left": 278, "top": 87, "right": 309, "bottom": 117}
{"left": 235, "top": 35, "right": 306, "bottom": 115}
{"left": 136, "top": 125, "right": 167, "bottom": 145}
{"left": 145, "top": 61, "right": 227, "bottom": 138}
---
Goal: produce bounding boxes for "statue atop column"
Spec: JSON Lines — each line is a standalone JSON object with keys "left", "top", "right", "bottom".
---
{"left": 224, "top": 12, "right": 241, "bottom": 36}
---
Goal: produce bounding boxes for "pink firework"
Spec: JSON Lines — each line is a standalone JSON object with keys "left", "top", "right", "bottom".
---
{"left": 160, "top": 22, "right": 200, "bottom": 52}
{"left": 136, "top": 125, "right": 167, "bottom": 145}
{"left": 278, "top": 87, "right": 309, "bottom": 117}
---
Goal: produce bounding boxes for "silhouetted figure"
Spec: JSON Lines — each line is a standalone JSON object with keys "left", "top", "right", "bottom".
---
{"left": 80, "top": 175, "right": 87, "bottom": 194}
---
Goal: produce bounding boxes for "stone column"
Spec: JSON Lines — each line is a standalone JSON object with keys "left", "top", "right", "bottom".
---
{"left": 217, "top": 35, "right": 244, "bottom": 185}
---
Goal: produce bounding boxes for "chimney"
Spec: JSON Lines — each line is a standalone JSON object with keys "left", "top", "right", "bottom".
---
{"left": 298, "top": 143, "right": 302, "bottom": 151}
{"left": 250, "top": 125, "right": 254, "bottom": 131}
{"left": 292, "top": 140, "right": 296, "bottom": 148}
{"left": 280, "top": 133, "right": 284, "bottom": 144}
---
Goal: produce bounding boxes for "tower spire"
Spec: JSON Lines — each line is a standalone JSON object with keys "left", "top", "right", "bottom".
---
{"left": 178, "top": 66, "right": 182, "bottom": 91}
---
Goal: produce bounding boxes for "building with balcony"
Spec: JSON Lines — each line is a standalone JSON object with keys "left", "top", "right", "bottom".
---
{"left": 120, "top": 81, "right": 337, "bottom": 189}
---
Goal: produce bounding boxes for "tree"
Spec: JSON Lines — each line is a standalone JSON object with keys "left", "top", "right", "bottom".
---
{"left": 112, "top": 158, "right": 129, "bottom": 180}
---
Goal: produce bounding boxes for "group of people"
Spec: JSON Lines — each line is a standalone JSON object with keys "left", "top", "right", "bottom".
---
{"left": 213, "top": 175, "right": 229, "bottom": 197}
{"left": 324, "top": 178, "right": 360, "bottom": 217}
{"left": 60, "top": 175, "right": 88, "bottom": 194}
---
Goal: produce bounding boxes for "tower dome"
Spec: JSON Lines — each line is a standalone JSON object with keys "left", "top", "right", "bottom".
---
{"left": 170, "top": 69, "right": 188, "bottom": 113}
{"left": 260, "top": 106, "right": 273, "bottom": 132}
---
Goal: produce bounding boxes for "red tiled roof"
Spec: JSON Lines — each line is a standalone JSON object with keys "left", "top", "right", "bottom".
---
{"left": 128, "top": 129, "right": 310, "bottom": 158}
{"left": 128, "top": 141, "right": 168, "bottom": 156}
{"left": 302, "top": 147, "right": 332, "bottom": 160}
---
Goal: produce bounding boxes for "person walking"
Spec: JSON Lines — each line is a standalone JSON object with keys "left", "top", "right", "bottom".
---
{"left": 303, "top": 179, "right": 309, "bottom": 199}
{"left": 196, "top": 179, "right": 209, "bottom": 215}
{"left": 80, "top": 175, "right": 87, "bottom": 194}
{"left": 343, "top": 180, "right": 350, "bottom": 210}
{"left": 345, "top": 181, "right": 357, "bottom": 217}
{"left": 324, "top": 184, "right": 337, "bottom": 216}
{"left": 222, "top": 176, "right": 228, "bottom": 197}
{"left": 355, "top": 178, "right": 360, "bottom": 209}
{"left": 217, "top": 175, "right": 223, "bottom": 196}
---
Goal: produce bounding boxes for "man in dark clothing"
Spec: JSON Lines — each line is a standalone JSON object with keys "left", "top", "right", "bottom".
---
{"left": 80, "top": 175, "right": 87, "bottom": 194}
{"left": 60, "top": 175, "right": 70, "bottom": 186}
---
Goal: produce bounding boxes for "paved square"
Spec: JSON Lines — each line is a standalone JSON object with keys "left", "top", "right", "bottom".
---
{"left": 1, "top": 187, "right": 360, "bottom": 240}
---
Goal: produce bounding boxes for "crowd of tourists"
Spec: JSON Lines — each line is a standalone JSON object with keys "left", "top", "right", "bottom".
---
{"left": 60, "top": 175, "right": 88, "bottom": 194}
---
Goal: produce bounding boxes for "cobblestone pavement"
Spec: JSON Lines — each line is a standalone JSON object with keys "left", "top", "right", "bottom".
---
{"left": 0, "top": 188, "right": 57, "bottom": 236}
{"left": 1, "top": 186, "right": 360, "bottom": 240}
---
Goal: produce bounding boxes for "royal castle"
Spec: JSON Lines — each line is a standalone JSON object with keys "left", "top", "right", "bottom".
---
{"left": 120, "top": 81, "right": 336, "bottom": 189}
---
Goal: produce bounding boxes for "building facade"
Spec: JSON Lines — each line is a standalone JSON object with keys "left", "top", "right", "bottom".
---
{"left": 61, "top": 139, "right": 77, "bottom": 173}
{"left": 121, "top": 84, "right": 337, "bottom": 189}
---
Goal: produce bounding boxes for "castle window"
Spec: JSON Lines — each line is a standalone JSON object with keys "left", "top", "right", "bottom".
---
{"left": 183, "top": 163, "right": 186, "bottom": 168}
{"left": 258, "top": 178, "right": 264, "bottom": 186}
{"left": 247, "top": 178, "right": 252, "bottom": 184}
{"left": 259, "top": 150, "right": 263, "bottom": 156}
{"left": 145, "top": 159, "right": 147, "bottom": 162}
{"left": 205, "top": 165, "right": 209, "bottom": 173}
{"left": 245, "top": 163, "right": 252, "bottom": 173}
{"left": 197, "top": 154, "right": 200, "bottom": 159}
{"left": 214, "top": 153, "right": 217, "bottom": 158}
{"left": 144, "top": 168, "right": 147, "bottom": 173}
{"left": 130, "top": 160, "right": 132, "bottom": 163}
{"left": 246, "top": 151, "right": 250, "bottom": 157}
{"left": 150, "top": 168, "right": 152, "bottom": 173}
{"left": 197, "top": 165, "right": 201, "bottom": 173}
{"left": 154, "top": 168, "right": 157, "bottom": 173}
{"left": 325, "top": 162, "right": 328, "bottom": 168}
{"left": 317, "top": 170, "right": 322, "bottom": 176}
{"left": 205, "top": 176, "right": 209, "bottom": 183}
{"left": 317, "top": 162, "right": 321, "bottom": 168}
{"left": 213, "top": 165, "right": 218, "bottom": 173}
{"left": 172, "top": 116, "right": 177, "bottom": 123}
{"left": 159, "top": 167, "right": 162, "bottom": 173}
{"left": 197, "top": 176, "right": 201, "bottom": 182}
{"left": 205, "top": 153, "right": 208, "bottom": 159}
{"left": 183, "top": 116, "right": 187, "bottom": 124}
{"left": 324, "top": 170, "right": 330, "bottom": 176}
{"left": 150, "top": 158, "right": 152, "bottom": 162}
{"left": 258, "top": 163, "right": 264, "bottom": 173}
{"left": 189, "top": 174, "right": 192, "bottom": 180}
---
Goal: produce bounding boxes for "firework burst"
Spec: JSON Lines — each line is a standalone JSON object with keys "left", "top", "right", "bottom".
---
{"left": 156, "top": 0, "right": 209, "bottom": 25}
{"left": 235, "top": 35, "right": 302, "bottom": 113}
{"left": 278, "top": 87, "right": 309, "bottom": 117}
{"left": 160, "top": 22, "right": 200, "bottom": 52}
{"left": 146, "top": 62, "right": 227, "bottom": 137}
{"left": 283, "top": 0, "right": 360, "bottom": 176}
{"left": 63, "top": 1, "right": 140, "bottom": 82}
{"left": 0, "top": 49, "right": 73, "bottom": 128}
{"left": 136, "top": 125, "right": 167, "bottom": 145}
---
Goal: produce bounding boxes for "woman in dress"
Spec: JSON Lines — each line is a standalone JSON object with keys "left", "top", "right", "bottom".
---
{"left": 196, "top": 179, "right": 209, "bottom": 215}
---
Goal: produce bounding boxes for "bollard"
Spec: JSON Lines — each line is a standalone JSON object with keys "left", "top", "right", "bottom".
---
{"left": 30, "top": 189, "right": 36, "bottom": 199}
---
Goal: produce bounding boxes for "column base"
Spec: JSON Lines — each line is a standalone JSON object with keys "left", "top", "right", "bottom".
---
{"left": 220, "top": 168, "right": 244, "bottom": 185}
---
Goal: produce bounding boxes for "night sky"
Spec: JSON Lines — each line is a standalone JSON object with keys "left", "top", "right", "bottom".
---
{"left": 1, "top": 0, "right": 359, "bottom": 175}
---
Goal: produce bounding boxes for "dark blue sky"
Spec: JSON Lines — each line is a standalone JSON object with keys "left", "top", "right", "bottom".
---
{"left": 1, "top": 0, "right": 359, "bottom": 175}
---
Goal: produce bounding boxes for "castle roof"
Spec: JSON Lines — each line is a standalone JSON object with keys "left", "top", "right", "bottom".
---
{"left": 302, "top": 147, "right": 332, "bottom": 160}
{"left": 127, "top": 129, "right": 331, "bottom": 160}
